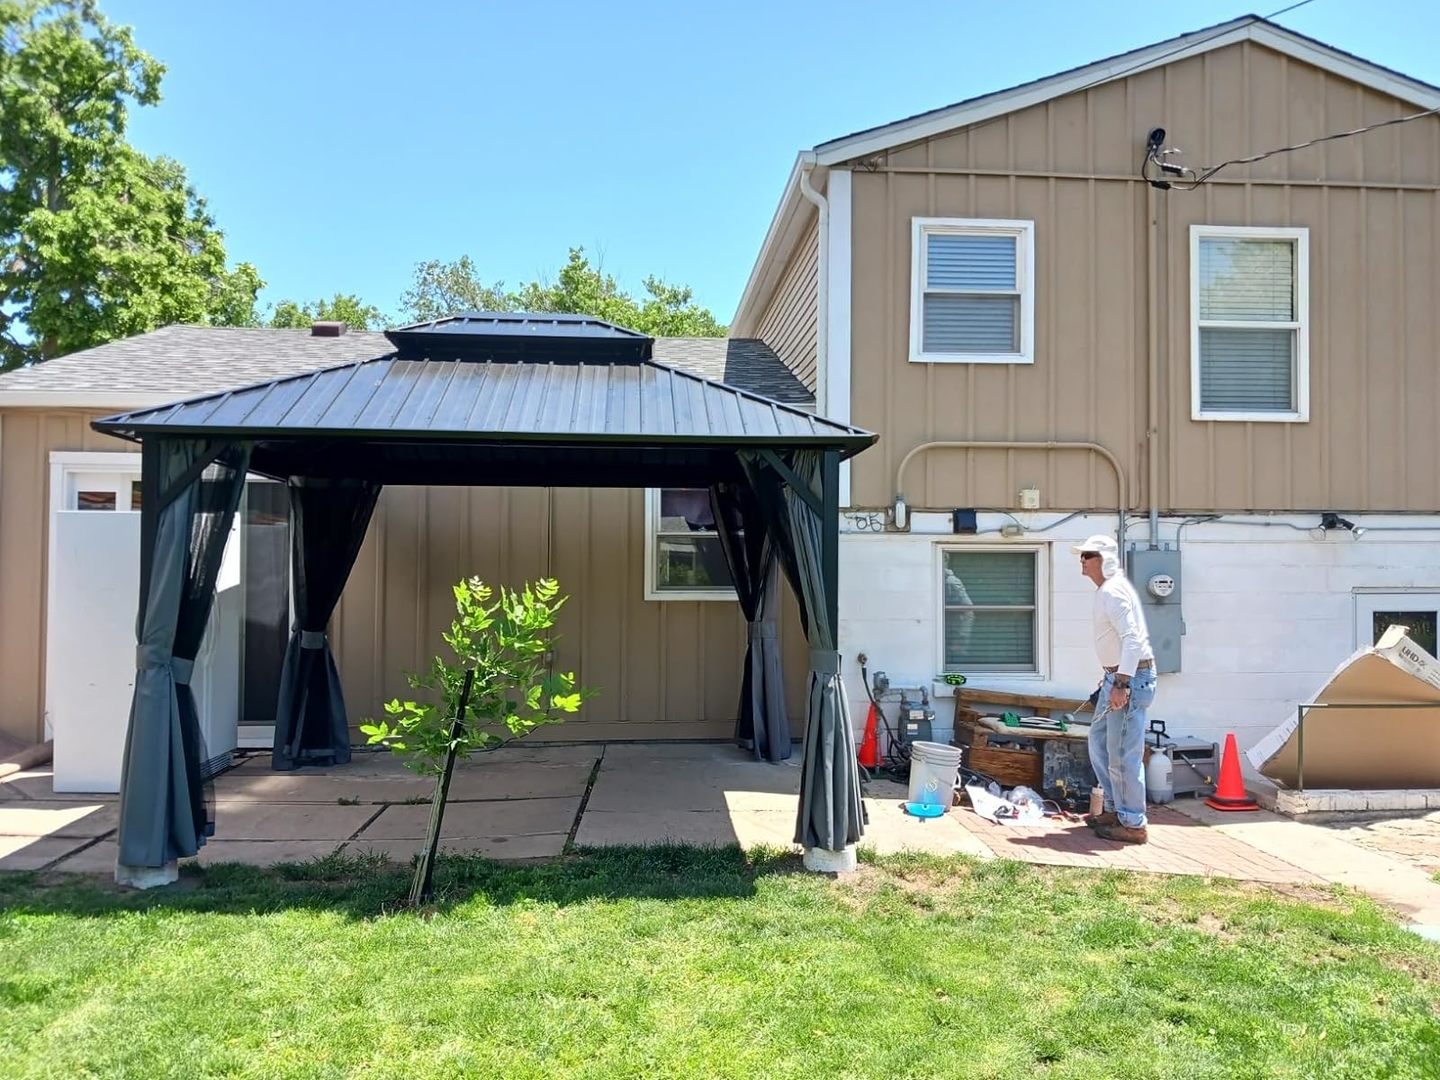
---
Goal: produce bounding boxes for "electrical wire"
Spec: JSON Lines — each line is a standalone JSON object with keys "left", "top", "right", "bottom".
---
{"left": 1146, "top": 103, "right": 1440, "bottom": 190}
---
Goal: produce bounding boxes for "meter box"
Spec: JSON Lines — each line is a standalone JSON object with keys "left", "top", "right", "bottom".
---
{"left": 1127, "top": 547, "right": 1183, "bottom": 673}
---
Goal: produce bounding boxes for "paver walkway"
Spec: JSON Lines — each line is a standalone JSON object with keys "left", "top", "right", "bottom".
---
{"left": 3, "top": 742, "right": 1439, "bottom": 933}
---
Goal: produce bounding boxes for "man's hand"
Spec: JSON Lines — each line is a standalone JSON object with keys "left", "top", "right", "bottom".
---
{"left": 1108, "top": 683, "right": 1130, "bottom": 712}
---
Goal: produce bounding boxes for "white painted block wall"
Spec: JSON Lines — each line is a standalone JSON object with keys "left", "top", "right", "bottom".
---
{"left": 838, "top": 512, "right": 1440, "bottom": 768}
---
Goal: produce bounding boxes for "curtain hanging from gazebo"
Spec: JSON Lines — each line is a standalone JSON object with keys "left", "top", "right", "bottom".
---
{"left": 710, "top": 481, "right": 789, "bottom": 762}
{"left": 739, "top": 450, "right": 864, "bottom": 856}
{"left": 116, "top": 438, "right": 251, "bottom": 885}
{"left": 272, "top": 478, "right": 382, "bottom": 771}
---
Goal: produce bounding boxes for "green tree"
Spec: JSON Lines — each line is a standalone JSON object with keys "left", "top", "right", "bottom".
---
{"left": 268, "top": 292, "right": 386, "bottom": 331}
{"left": 398, "top": 255, "right": 508, "bottom": 324}
{"left": 0, "top": 0, "right": 261, "bottom": 369}
{"left": 398, "top": 248, "right": 726, "bottom": 337}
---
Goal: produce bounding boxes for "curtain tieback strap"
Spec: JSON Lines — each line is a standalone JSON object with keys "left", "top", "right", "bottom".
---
{"left": 299, "top": 630, "right": 328, "bottom": 649}
{"left": 808, "top": 649, "right": 841, "bottom": 676}
{"left": 747, "top": 622, "right": 778, "bottom": 642}
{"left": 135, "top": 648, "right": 194, "bottom": 685}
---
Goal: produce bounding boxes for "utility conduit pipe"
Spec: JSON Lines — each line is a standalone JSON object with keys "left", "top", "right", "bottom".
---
{"left": 893, "top": 440, "right": 1129, "bottom": 568}
{"left": 1146, "top": 183, "right": 1162, "bottom": 550}
{"left": 797, "top": 154, "right": 828, "bottom": 414}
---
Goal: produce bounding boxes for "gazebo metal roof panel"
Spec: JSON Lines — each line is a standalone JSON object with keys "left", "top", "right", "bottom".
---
{"left": 93, "top": 355, "right": 875, "bottom": 455}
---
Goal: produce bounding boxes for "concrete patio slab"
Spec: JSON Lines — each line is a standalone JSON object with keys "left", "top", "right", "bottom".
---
{"left": 0, "top": 834, "right": 97, "bottom": 871}
{"left": 443, "top": 763, "right": 594, "bottom": 802}
{"left": 0, "top": 802, "right": 118, "bottom": 838}
{"left": 0, "top": 769, "right": 116, "bottom": 803}
{"left": 214, "top": 771, "right": 433, "bottom": 804}
{"left": 345, "top": 833, "right": 567, "bottom": 862}
{"left": 861, "top": 781, "right": 995, "bottom": 859}
{"left": 213, "top": 803, "right": 376, "bottom": 842}
{"left": 48, "top": 840, "right": 118, "bottom": 873}
{"left": 187, "top": 840, "right": 349, "bottom": 866}
{"left": 360, "top": 796, "right": 582, "bottom": 840}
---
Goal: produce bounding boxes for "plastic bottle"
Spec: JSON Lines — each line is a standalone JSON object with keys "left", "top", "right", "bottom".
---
{"left": 1089, "top": 786, "right": 1105, "bottom": 817}
{"left": 1146, "top": 746, "right": 1175, "bottom": 804}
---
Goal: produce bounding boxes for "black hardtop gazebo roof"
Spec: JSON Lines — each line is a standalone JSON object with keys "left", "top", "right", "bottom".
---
{"left": 93, "top": 313, "right": 874, "bottom": 487}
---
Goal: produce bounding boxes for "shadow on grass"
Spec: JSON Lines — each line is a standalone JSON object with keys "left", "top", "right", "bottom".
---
{"left": 0, "top": 844, "right": 816, "bottom": 921}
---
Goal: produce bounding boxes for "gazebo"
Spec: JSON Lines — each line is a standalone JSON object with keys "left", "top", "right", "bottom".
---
{"left": 92, "top": 314, "right": 877, "bottom": 886}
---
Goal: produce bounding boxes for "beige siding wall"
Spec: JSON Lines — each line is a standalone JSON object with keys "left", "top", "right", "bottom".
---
{"left": 0, "top": 414, "right": 808, "bottom": 745}
{"left": 0, "top": 409, "right": 133, "bottom": 743}
{"left": 335, "top": 486, "right": 810, "bottom": 742}
{"left": 845, "top": 40, "right": 1440, "bottom": 513}
{"left": 756, "top": 216, "right": 820, "bottom": 390}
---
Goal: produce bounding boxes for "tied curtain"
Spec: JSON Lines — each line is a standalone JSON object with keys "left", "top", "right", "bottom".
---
{"left": 116, "top": 438, "right": 251, "bottom": 880}
{"left": 272, "top": 479, "right": 382, "bottom": 771}
{"left": 709, "top": 481, "right": 789, "bottom": 762}
{"left": 738, "top": 450, "right": 864, "bottom": 852}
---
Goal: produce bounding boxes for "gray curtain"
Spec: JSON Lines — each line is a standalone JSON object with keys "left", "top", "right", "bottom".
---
{"left": 117, "top": 438, "right": 251, "bottom": 872}
{"left": 740, "top": 450, "right": 865, "bottom": 852}
{"left": 710, "top": 482, "right": 789, "bottom": 762}
{"left": 272, "top": 479, "right": 382, "bottom": 771}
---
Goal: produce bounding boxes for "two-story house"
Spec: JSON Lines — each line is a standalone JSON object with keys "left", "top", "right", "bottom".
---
{"left": 0, "top": 15, "right": 1435, "bottom": 782}
{"left": 731, "top": 14, "right": 1440, "bottom": 755}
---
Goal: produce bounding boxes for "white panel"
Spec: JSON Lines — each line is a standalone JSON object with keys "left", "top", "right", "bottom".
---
{"left": 50, "top": 512, "right": 140, "bottom": 792}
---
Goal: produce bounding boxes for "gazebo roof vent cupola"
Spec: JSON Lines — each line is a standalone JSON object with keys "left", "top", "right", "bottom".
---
{"left": 383, "top": 311, "right": 653, "bottom": 364}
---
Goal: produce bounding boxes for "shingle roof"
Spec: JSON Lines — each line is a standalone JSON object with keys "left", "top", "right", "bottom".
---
{"left": 0, "top": 324, "right": 813, "bottom": 406}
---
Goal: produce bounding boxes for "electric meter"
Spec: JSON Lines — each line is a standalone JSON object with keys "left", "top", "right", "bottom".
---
{"left": 1147, "top": 574, "right": 1176, "bottom": 599}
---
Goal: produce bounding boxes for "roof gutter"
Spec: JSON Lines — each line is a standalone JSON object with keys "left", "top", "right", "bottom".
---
{"left": 796, "top": 153, "right": 828, "bottom": 414}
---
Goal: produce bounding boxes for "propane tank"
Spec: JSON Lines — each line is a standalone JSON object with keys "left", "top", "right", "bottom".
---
{"left": 1146, "top": 745, "right": 1175, "bottom": 804}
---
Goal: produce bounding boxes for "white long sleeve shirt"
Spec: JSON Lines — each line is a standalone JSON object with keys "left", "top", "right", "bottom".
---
{"left": 1092, "top": 573, "right": 1154, "bottom": 676}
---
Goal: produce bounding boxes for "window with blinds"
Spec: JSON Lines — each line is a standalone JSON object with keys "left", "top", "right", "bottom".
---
{"left": 911, "top": 219, "right": 1034, "bottom": 363}
{"left": 1191, "top": 226, "right": 1309, "bottom": 421}
{"left": 941, "top": 549, "right": 1039, "bottom": 673}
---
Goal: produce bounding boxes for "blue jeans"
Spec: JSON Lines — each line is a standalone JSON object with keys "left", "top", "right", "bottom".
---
{"left": 1088, "top": 669, "right": 1157, "bottom": 829}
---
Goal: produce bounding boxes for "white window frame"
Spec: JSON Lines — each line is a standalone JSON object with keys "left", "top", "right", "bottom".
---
{"left": 935, "top": 543, "right": 1049, "bottom": 679}
{"left": 1190, "top": 224, "right": 1310, "bottom": 423}
{"left": 909, "top": 217, "right": 1035, "bottom": 365}
{"left": 643, "top": 488, "right": 737, "bottom": 602}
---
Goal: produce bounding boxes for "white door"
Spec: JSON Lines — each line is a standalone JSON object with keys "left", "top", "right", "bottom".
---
{"left": 1355, "top": 591, "right": 1440, "bottom": 658}
{"left": 47, "top": 453, "right": 244, "bottom": 792}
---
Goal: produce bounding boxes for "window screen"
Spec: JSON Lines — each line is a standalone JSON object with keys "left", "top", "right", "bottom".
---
{"left": 942, "top": 550, "right": 1037, "bottom": 672}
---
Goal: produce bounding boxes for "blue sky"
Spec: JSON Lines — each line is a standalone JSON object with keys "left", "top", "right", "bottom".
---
{"left": 102, "top": 0, "right": 1440, "bottom": 326}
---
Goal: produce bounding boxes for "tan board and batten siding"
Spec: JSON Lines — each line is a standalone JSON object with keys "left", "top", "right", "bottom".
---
{"left": 0, "top": 409, "right": 808, "bottom": 744}
{"left": 756, "top": 217, "right": 820, "bottom": 391}
{"left": 841, "top": 40, "right": 1440, "bottom": 514}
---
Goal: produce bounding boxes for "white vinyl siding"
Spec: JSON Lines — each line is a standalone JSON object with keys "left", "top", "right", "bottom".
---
{"left": 940, "top": 548, "right": 1042, "bottom": 674}
{"left": 1191, "top": 225, "right": 1309, "bottom": 421}
{"left": 910, "top": 218, "right": 1034, "bottom": 364}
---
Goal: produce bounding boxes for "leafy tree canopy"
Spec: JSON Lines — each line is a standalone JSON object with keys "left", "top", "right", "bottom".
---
{"left": 399, "top": 248, "right": 726, "bottom": 338}
{"left": 268, "top": 293, "right": 386, "bottom": 331}
{"left": 0, "top": 0, "right": 261, "bottom": 368}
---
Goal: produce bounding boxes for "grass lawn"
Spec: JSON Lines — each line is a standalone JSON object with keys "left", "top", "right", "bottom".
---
{"left": 2, "top": 847, "right": 1438, "bottom": 1079}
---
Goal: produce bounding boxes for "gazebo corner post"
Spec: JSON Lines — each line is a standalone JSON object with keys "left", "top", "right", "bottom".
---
{"left": 799, "top": 447, "right": 863, "bottom": 874}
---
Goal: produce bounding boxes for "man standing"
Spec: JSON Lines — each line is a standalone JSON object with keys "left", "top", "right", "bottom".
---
{"left": 1073, "top": 535, "right": 1156, "bottom": 845}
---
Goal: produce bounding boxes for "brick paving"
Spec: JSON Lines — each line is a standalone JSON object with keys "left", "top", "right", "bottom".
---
{"left": 952, "top": 802, "right": 1321, "bottom": 884}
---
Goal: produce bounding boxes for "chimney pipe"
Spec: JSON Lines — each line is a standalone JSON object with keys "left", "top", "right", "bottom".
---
{"left": 310, "top": 321, "right": 347, "bottom": 337}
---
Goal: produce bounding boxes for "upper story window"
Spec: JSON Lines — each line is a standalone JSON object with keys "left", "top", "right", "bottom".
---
{"left": 1191, "top": 225, "right": 1310, "bottom": 422}
{"left": 910, "top": 218, "right": 1035, "bottom": 365}
{"left": 644, "top": 488, "right": 736, "bottom": 601}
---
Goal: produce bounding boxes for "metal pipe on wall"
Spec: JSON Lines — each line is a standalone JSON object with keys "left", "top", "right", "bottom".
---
{"left": 1146, "top": 183, "right": 1162, "bottom": 550}
{"left": 892, "top": 439, "right": 1129, "bottom": 568}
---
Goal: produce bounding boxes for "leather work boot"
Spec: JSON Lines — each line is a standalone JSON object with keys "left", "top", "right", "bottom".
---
{"left": 1085, "top": 811, "right": 1119, "bottom": 829}
{"left": 1095, "top": 822, "right": 1149, "bottom": 845}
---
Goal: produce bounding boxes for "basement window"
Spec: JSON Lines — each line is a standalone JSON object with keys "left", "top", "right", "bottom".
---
{"left": 1191, "top": 225, "right": 1309, "bottom": 422}
{"left": 910, "top": 218, "right": 1035, "bottom": 364}
{"left": 644, "top": 488, "right": 736, "bottom": 601}
{"left": 940, "top": 547, "right": 1044, "bottom": 675}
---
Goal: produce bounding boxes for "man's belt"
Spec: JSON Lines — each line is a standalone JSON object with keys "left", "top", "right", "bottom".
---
{"left": 1104, "top": 658, "right": 1154, "bottom": 673}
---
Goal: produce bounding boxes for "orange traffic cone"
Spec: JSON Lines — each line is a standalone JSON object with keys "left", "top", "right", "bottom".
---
{"left": 1204, "top": 732, "right": 1259, "bottom": 812}
{"left": 858, "top": 703, "right": 880, "bottom": 768}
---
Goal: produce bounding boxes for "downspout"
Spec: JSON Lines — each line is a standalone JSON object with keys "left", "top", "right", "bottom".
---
{"left": 797, "top": 153, "right": 828, "bottom": 414}
{"left": 1146, "top": 184, "right": 1161, "bottom": 549}
{"left": 894, "top": 439, "right": 1129, "bottom": 570}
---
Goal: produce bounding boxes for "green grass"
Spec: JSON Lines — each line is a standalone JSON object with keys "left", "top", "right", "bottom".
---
{"left": 1, "top": 847, "right": 1438, "bottom": 1080}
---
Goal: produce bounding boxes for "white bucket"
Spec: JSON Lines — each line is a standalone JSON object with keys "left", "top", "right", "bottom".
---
{"left": 907, "top": 740, "right": 964, "bottom": 811}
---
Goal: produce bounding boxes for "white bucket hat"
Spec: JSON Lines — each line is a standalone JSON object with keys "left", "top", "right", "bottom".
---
{"left": 1071, "top": 534, "right": 1120, "bottom": 578}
